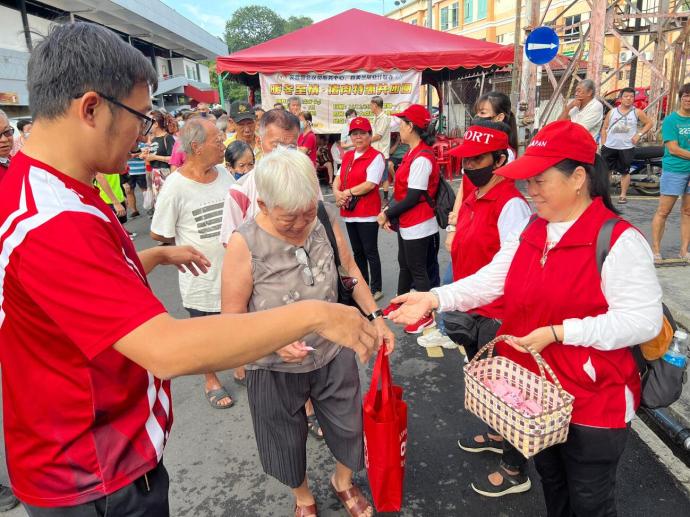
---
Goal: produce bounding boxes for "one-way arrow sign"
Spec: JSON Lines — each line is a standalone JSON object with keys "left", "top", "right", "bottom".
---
{"left": 525, "top": 27, "right": 560, "bottom": 65}
{"left": 527, "top": 42, "right": 558, "bottom": 51}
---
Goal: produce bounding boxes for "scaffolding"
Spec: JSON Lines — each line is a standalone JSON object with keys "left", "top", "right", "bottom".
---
{"left": 517, "top": 0, "right": 690, "bottom": 140}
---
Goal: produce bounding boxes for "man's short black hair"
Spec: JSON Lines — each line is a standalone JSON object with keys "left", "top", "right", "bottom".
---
{"left": 619, "top": 87, "right": 636, "bottom": 97}
{"left": 17, "top": 119, "right": 32, "bottom": 132}
{"left": 27, "top": 22, "right": 157, "bottom": 120}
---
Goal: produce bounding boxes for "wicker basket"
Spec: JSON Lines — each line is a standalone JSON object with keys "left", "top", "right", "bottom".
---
{"left": 464, "top": 335, "right": 575, "bottom": 458}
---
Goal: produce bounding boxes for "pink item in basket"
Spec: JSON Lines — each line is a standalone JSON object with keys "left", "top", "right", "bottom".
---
{"left": 483, "top": 379, "right": 543, "bottom": 417}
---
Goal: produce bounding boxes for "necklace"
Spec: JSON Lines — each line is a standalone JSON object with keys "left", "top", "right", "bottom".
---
{"left": 540, "top": 239, "right": 556, "bottom": 267}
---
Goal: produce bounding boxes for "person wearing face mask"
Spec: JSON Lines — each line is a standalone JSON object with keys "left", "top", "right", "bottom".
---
{"left": 224, "top": 140, "right": 254, "bottom": 181}
{"left": 389, "top": 120, "right": 663, "bottom": 517}
{"left": 446, "top": 119, "right": 532, "bottom": 497}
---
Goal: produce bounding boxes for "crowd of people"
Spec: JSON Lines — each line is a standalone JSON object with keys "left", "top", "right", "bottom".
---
{"left": 0, "top": 18, "right": 689, "bottom": 517}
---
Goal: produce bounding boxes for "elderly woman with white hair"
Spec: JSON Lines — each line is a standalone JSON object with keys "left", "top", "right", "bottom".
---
{"left": 222, "top": 148, "right": 393, "bottom": 517}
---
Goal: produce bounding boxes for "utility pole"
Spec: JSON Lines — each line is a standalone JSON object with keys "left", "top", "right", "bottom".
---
{"left": 648, "top": 0, "right": 670, "bottom": 125}
{"left": 519, "top": 0, "right": 540, "bottom": 134}
{"left": 587, "top": 0, "right": 607, "bottom": 94}
{"left": 510, "top": 0, "right": 523, "bottom": 96}
{"left": 427, "top": 0, "right": 433, "bottom": 111}
{"left": 628, "top": 0, "right": 644, "bottom": 88}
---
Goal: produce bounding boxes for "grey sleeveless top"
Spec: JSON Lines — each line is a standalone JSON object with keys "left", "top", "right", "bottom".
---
{"left": 237, "top": 203, "right": 341, "bottom": 373}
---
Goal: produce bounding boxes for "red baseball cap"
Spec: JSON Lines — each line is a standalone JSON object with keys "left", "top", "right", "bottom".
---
{"left": 497, "top": 120, "right": 597, "bottom": 180}
{"left": 349, "top": 116, "right": 372, "bottom": 134}
{"left": 392, "top": 104, "right": 432, "bottom": 130}
{"left": 449, "top": 125, "right": 509, "bottom": 159}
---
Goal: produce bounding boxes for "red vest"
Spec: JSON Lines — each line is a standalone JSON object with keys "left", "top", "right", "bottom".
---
{"left": 393, "top": 142, "right": 440, "bottom": 228}
{"left": 451, "top": 179, "right": 526, "bottom": 319}
{"left": 496, "top": 198, "right": 639, "bottom": 428}
{"left": 339, "top": 146, "right": 383, "bottom": 218}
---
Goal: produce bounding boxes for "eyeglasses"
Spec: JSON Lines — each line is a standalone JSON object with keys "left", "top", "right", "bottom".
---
{"left": 0, "top": 127, "right": 15, "bottom": 139}
{"left": 75, "top": 92, "right": 155, "bottom": 136}
{"left": 295, "top": 247, "right": 314, "bottom": 286}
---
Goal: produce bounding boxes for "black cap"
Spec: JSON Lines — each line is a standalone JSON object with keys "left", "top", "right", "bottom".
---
{"left": 230, "top": 100, "right": 255, "bottom": 122}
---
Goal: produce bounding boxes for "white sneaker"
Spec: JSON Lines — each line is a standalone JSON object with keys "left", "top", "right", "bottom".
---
{"left": 417, "top": 329, "right": 458, "bottom": 349}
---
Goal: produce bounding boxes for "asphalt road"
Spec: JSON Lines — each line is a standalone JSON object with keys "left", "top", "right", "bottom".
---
{"left": 0, "top": 186, "right": 687, "bottom": 517}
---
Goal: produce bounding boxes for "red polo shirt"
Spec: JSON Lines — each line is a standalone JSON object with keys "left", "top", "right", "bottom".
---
{"left": 0, "top": 153, "right": 171, "bottom": 506}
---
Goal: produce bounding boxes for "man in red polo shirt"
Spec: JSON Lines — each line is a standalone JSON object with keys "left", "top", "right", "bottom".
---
{"left": 0, "top": 22, "right": 377, "bottom": 516}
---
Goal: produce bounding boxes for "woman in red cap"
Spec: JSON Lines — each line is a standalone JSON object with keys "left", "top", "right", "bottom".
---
{"left": 445, "top": 119, "right": 533, "bottom": 497}
{"left": 388, "top": 120, "right": 663, "bottom": 516}
{"left": 334, "top": 117, "right": 386, "bottom": 300}
{"left": 378, "top": 104, "right": 441, "bottom": 334}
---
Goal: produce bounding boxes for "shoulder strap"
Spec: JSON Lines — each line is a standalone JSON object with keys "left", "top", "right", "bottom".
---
{"left": 415, "top": 149, "right": 437, "bottom": 206}
{"left": 595, "top": 218, "right": 620, "bottom": 275}
{"left": 317, "top": 201, "right": 342, "bottom": 268}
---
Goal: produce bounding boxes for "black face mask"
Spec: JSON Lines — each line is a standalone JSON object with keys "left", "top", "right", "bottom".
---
{"left": 464, "top": 164, "right": 494, "bottom": 187}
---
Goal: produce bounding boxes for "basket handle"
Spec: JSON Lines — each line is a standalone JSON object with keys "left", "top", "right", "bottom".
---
{"left": 469, "top": 335, "right": 569, "bottom": 403}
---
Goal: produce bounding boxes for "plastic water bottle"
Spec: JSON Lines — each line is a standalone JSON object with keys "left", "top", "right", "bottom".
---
{"left": 663, "top": 330, "right": 688, "bottom": 369}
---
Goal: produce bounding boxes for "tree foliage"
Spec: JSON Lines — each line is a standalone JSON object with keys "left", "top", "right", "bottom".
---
{"left": 224, "top": 6, "right": 312, "bottom": 53}
{"left": 217, "top": 6, "right": 313, "bottom": 104}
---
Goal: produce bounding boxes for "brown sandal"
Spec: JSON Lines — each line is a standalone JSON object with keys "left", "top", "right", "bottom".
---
{"left": 294, "top": 502, "right": 318, "bottom": 517}
{"left": 330, "top": 480, "right": 373, "bottom": 517}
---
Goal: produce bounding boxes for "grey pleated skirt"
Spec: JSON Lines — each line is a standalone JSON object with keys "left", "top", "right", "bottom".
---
{"left": 246, "top": 348, "right": 365, "bottom": 488}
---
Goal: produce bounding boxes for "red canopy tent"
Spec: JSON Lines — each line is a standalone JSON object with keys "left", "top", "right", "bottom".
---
{"left": 216, "top": 8, "right": 513, "bottom": 87}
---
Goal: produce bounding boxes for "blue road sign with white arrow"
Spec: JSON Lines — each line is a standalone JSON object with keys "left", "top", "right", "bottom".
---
{"left": 525, "top": 26, "right": 560, "bottom": 65}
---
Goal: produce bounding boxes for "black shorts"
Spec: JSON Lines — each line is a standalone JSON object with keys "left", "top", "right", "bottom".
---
{"left": 601, "top": 146, "right": 634, "bottom": 174}
{"left": 128, "top": 174, "right": 147, "bottom": 190}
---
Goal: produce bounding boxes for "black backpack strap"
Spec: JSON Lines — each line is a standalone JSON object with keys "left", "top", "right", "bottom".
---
{"left": 317, "top": 201, "right": 341, "bottom": 268}
{"left": 414, "top": 149, "right": 437, "bottom": 208}
{"left": 595, "top": 218, "right": 620, "bottom": 275}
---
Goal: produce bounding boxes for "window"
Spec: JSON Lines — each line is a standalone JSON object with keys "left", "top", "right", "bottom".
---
{"left": 464, "top": 0, "right": 473, "bottom": 23}
{"left": 411, "top": 19, "right": 418, "bottom": 25}
{"left": 478, "top": 0, "right": 487, "bottom": 19}
{"left": 564, "top": 14, "right": 581, "bottom": 42}
{"left": 450, "top": 2, "right": 459, "bottom": 28}
{"left": 441, "top": 6, "right": 449, "bottom": 30}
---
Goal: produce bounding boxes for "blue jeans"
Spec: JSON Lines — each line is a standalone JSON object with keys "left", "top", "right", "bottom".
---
{"left": 436, "top": 262, "right": 454, "bottom": 336}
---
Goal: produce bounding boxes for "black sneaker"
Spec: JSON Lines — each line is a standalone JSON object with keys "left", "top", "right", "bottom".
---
{"left": 0, "top": 484, "right": 19, "bottom": 511}
{"left": 457, "top": 432, "right": 504, "bottom": 454}
{"left": 471, "top": 466, "right": 531, "bottom": 498}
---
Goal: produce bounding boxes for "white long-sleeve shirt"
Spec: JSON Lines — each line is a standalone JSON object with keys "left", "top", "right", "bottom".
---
{"left": 433, "top": 216, "right": 663, "bottom": 351}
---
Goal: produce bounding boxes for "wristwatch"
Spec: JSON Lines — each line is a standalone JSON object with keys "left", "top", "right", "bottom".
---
{"left": 366, "top": 309, "right": 383, "bottom": 321}
{"left": 445, "top": 224, "right": 456, "bottom": 232}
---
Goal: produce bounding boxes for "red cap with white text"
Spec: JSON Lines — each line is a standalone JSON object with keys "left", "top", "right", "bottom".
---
{"left": 448, "top": 125, "right": 509, "bottom": 158}
{"left": 497, "top": 120, "right": 597, "bottom": 180}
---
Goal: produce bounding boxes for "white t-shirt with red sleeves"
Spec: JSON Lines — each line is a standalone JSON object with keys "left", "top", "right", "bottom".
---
{"left": 0, "top": 153, "right": 170, "bottom": 507}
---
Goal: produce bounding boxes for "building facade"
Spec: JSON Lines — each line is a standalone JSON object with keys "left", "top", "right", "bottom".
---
{"left": 386, "top": 0, "right": 689, "bottom": 97}
{"left": 0, "top": 0, "right": 227, "bottom": 117}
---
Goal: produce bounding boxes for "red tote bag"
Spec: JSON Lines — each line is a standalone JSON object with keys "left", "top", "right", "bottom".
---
{"left": 363, "top": 348, "right": 408, "bottom": 512}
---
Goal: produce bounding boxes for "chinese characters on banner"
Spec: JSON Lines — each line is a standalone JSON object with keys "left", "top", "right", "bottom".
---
{"left": 260, "top": 70, "right": 422, "bottom": 133}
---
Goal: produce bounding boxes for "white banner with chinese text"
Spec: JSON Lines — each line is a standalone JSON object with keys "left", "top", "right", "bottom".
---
{"left": 259, "top": 70, "right": 422, "bottom": 133}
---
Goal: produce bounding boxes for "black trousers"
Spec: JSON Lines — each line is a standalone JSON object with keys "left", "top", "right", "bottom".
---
{"left": 345, "top": 222, "right": 382, "bottom": 292}
{"left": 24, "top": 462, "right": 169, "bottom": 517}
{"left": 534, "top": 424, "right": 629, "bottom": 517}
{"left": 397, "top": 232, "right": 439, "bottom": 295}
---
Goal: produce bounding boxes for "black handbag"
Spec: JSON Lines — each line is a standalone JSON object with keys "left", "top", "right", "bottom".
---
{"left": 316, "top": 202, "right": 358, "bottom": 306}
{"left": 341, "top": 158, "right": 361, "bottom": 212}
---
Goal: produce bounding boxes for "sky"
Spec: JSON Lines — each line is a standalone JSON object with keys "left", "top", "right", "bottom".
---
{"left": 161, "top": 0, "right": 395, "bottom": 37}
